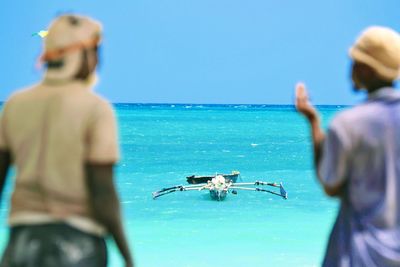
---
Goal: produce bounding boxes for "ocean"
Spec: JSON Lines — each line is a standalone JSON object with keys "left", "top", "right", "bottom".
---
{"left": 0, "top": 104, "right": 347, "bottom": 267}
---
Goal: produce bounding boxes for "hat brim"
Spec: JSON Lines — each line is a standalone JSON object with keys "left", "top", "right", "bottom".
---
{"left": 349, "top": 46, "right": 400, "bottom": 81}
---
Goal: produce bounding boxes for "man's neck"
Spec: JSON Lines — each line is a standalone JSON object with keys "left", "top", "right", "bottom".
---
{"left": 366, "top": 81, "right": 394, "bottom": 94}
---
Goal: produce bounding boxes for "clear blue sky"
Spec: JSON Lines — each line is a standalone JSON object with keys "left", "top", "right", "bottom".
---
{"left": 1, "top": 0, "right": 399, "bottom": 104}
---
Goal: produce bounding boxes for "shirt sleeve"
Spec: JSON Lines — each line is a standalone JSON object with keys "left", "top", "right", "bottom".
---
{"left": 318, "top": 120, "right": 351, "bottom": 189}
{"left": 85, "top": 100, "right": 119, "bottom": 164}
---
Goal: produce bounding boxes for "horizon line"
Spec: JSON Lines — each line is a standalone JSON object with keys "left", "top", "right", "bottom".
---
{"left": 0, "top": 101, "right": 351, "bottom": 107}
{"left": 111, "top": 102, "right": 351, "bottom": 106}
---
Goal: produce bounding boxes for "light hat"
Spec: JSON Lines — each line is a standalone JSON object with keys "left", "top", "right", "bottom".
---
{"left": 41, "top": 15, "right": 102, "bottom": 81}
{"left": 349, "top": 26, "right": 400, "bottom": 81}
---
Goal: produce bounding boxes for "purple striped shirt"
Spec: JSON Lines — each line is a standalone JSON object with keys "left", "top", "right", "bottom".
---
{"left": 319, "top": 88, "right": 400, "bottom": 267}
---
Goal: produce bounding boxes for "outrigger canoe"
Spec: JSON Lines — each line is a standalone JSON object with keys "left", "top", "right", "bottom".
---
{"left": 153, "top": 175, "right": 287, "bottom": 201}
{"left": 186, "top": 171, "right": 240, "bottom": 184}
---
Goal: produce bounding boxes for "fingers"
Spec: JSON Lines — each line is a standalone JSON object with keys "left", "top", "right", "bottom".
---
{"left": 294, "top": 82, "right": 319, "bottom": 120}
{"left": 295, "top": 82, "right": 309, "bottom": 110}
{"left": 295, "top": 82, "right": 308, "bottom": 101}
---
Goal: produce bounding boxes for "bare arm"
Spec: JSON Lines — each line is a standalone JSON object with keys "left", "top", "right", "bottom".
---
{"left": 85, "top": 163, "right": 134, "bottom": 267}
{"left": 295, "top": 83, "right": 325, "bottom": 166}
{"left": 0, "top": 150, "right": 11, "bottom": 207}
{"left": 295, "top": 84, "right": 342, "bottom": 197}
{"left": 308, "top": 112, "right": 325, "bottom": 166}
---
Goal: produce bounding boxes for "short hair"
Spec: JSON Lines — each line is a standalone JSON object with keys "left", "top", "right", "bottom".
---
{"left": 74, "top": 46, "right": 99, "bottom": 80}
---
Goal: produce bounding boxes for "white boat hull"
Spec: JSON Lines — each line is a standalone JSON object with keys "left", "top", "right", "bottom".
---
{"left": 209, "top": 189, "right": 227, "bottom": 201}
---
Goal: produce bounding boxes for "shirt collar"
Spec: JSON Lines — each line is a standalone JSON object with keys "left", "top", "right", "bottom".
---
{"left": 367, "top": 87, "right": 400, "bottom": 102}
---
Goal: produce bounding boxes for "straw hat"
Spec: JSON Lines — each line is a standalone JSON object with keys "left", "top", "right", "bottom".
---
{"left": 349, "top": 26, "right": 400, "bottom": 81}
{"left": 42, "top": 15, "right": 102, "bottom": 81}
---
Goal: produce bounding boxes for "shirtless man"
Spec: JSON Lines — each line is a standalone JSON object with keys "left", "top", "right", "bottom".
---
{"left": 0, "top": 15, "right": 133, "bottom": 267}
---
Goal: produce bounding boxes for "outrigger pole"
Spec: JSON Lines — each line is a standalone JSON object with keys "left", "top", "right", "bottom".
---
{"left": 152, "top": 181, "right": 288, "bottom": 200}
{"left": 152, "top": 184, "right": 204, "bottom": 199}
{"left": 229, "top": 186, "right": 287, "bottom": 199}
{"left": 231, "top": 181, "right": 280, "bottom": 187}
{"left": 230, "top": 181, "right": 288, "bottom": 199}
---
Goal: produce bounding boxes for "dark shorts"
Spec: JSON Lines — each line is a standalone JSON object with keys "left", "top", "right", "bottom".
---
{"left": 0, "top": 223, "right": 107, "bottom": 267}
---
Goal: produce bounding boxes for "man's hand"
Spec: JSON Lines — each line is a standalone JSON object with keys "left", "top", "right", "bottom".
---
{"left": 295, "top": 83, "right": 318, "bottom": 122}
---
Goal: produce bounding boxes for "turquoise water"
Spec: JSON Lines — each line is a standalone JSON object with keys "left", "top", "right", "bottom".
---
{"left": 0, "top": 104, "right": 346, "bottom": 267}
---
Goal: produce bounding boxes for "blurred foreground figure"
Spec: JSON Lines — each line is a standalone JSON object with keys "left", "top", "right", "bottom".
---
{"left": 0, "top": 15, "right": 133, "bottom": 267}
{"left": 296, "top": 26, "right": 400, "bottom": 267}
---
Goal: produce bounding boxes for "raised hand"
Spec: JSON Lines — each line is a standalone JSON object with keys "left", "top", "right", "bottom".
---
{"left": 295, "top": 82, "right": 318, "bottom": 121}
{"left": 294, "top": 82, "right": 325, "bottom": 167}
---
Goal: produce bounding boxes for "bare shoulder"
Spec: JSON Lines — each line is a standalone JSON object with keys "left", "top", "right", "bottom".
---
{"left": 0, "top": 85, "right": 43, "bottom": 117}
{"left": 3, "top": 84, "right": 40, "bottom": 105}
{"left": 87, "top": 92, "right": 115, "bottom": 116}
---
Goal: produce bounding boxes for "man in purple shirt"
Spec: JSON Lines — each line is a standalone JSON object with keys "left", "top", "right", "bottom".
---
{"left": 296, "top": 26, "right": 400, "bottom": 266}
